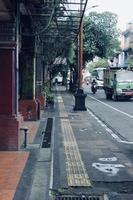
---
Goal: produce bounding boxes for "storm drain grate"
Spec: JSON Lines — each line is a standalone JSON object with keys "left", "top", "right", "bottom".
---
{"left": 41, "top": 118, "right": 53, "bottom": 148}
{"left": 55, "top": 195, "right": 103, "bottom": 200}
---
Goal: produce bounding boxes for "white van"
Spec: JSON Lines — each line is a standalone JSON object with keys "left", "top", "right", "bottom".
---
{"left": 91, "top": 68, "right": 106, "bottom": 89}
{"left": 53, "top": 73, "right": 63, "bottom": 85}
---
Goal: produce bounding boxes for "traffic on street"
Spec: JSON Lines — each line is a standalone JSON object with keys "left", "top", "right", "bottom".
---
{"left": 84, "top": 83, "right": 133, "bottom": 143}
{"left": 73, "top": 84, "right": 133, "bottom": 198}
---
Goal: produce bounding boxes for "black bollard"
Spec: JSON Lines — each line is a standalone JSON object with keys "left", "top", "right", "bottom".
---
{"left": 73, "top": 88, "right": 87, "bottom": 111}
{"left": 20, "top": 127, "right": 28, "bottom": 148}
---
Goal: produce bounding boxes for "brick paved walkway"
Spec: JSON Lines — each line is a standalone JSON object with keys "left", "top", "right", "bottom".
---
{"left": 0, "top": 152, "right": 29, "bottom": 200}
{"left": 0, "top": 118, "right": 40, "bottom": 200}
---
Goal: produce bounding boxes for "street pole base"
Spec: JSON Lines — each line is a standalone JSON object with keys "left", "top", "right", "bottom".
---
{"left": 73, "top": 88, "right": 87, "bottom": 111}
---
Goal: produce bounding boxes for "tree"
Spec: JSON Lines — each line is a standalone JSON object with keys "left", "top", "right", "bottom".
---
{"left": 86, "top": 57, "right": 108, "bottom": 72}
{"left": 127, "top": 55, "right": 133, "bottom": 68}
{"left": 83, "top": 11, "right": 121, "bottom": 63}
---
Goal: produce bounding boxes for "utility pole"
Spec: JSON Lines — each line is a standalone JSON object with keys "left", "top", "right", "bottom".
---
{"left": 73, "top": 0, "right": 87, "bottom": 111}
{"left": 16, "top": 0, "right": 20, "bottom": 116}
{"left": 79, "top": 20, "right": 83, "bottom": 89}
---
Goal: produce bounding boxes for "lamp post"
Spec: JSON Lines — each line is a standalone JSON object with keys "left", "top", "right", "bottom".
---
{"left": 79, "top": 21, "right": 83, "bottom": 89}
{"left": 73, "top": 4, "right": 98, "bottom": 111}
{"left": 85, "top": 5, "right": 99, "bottom": 13}
{"left": 78, "top": 4, "right": 99, "bottom": 88}
{"left": 73, "top": 1, "right": 86, "bottom": 111}
{"left": 16, "top": 0, "right": 20, "bottom": 116}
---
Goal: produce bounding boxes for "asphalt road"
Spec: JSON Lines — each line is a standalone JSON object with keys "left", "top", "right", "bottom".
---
{"left": 84, "top": 84, "right": 133, "bottom": 143}
{"left": 82, "top": 84, "right": 133, "bottom": 197}
{"left": 52, "top": 86, "right": 133, "bottom": 199}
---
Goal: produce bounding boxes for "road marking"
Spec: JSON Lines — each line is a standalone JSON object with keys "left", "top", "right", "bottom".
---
{"left": 99, "top": 157, "right": 117, "bottom": 162}
{"left": 92, "top": 163, "right": 125, "bottom": 176}
{"left": 88, "top": 95, "right": 133, "bottom": 119}
{"left": 49, "top": 117, "right": 55, "bottom": 195}
{"left": 87, "top": 109, "right": 133, "bottom": 145}
{"left": 93, "top": 157, "right": 125, "bottom": 176}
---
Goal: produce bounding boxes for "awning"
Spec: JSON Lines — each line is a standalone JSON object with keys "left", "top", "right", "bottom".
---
{"left": 20, "top": 0, "right": 88, "bottom": 42}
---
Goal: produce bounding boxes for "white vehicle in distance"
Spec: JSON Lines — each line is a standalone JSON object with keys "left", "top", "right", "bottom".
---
{"left": 53, "top": 73, "right": 63, "bottom": 85}
{"left": 91, "top": 67, "right": 106, "bottom": 89}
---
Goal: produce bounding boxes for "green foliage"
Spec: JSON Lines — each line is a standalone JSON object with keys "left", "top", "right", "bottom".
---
{"left": 51, "top": 40, "right": 76, "bottom": 79}
{"left": 67, "top": 42, "right": 76, "bottom": 64}
{"left": 87, "top": 57, "right": 108, "bottom": 72}
{"left": 127, "top": 55, "right": 133, "bottom": 68}
{"left": 21, "top": 55, "right": 34, "bottom": 99}
{"left": 42, "top": 84, "right": 54, "bottom": 103}
{"left": 83, "top": 11, "right": 121, "bottom": 62}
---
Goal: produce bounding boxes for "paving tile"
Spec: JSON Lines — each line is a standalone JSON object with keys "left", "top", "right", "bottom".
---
{"left": 0, "top": 152, "right": 29, "bottom": 199}
{"left": 0, "top": 190, "right": 15, "bottom": 200}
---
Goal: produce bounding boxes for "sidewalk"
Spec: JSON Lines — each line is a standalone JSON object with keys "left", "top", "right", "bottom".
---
{"left": 51, "top": 86, "right": 133, "bottom": 199}
{"left": 0, "top": 120, "right": 40, "bottom": 200}
{"left": 1, "top": 86, "right": 133, "bottom": 200}
{"left": 13, "top": 110, "right": 53, "bottom": 200}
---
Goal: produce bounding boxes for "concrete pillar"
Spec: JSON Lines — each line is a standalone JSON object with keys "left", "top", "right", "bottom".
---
{"left": 19, "top": 54, "right": 40, "bottom": 121}
{"left": 0, "top": 43, "right": 19, "bottom": 150}
{"left": 35, "top": 55, "right": 45, "bottom": 110}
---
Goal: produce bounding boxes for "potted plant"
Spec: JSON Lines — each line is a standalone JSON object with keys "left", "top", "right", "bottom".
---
{"left": 42, "top": 84, "right": 54, "bottom": 106}
{"left": 46, "top": 93, "right": 54, "bottom": 105}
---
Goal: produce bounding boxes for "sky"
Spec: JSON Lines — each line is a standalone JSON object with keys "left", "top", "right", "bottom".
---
{"left": 85, "top": 0, "right": 133, "bottom": 31}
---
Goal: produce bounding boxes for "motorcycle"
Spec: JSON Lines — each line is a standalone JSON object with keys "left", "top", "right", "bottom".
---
{"left": 91, "top": 81, "right": 97, "bottom": 94}
{"left": 86, "top": 80, "right": 89, "bottom": 85}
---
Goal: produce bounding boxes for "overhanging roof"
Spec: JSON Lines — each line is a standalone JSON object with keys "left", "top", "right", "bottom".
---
{"left": 0, "top": 0, "right": 88, "bottom": 60}
{"left": 0, "top": 0, "right": 15, "bottom": 20}
{"left": 20, "top": 0, "right": 88, "bottom": 43}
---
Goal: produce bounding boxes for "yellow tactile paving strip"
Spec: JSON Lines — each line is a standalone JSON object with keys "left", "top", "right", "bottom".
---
{"left": 57, "top": 95, "right": 91, "bottom": 187}
{"left": 0, "top": 151, "right": 29, "bottom": 200}
{"left": 57, "top": 96, "right": 68, "bottom": 118}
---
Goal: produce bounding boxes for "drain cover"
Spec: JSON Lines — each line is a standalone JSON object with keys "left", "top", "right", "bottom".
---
{"left": 41, "top": 118, "right": 53, "bottom": 148}
{"left": 55, "top": 195, "right": 103, "bottom": 200}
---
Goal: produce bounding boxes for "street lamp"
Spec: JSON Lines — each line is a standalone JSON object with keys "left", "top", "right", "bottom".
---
{"left": 73, "top": 1, "right": 87, "bottom": 111}
{"left": 73, "top": 4, "right": 98, "bottom": 111}
{"left": 85, "top": 5, "right": 99, "bottom": 13}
